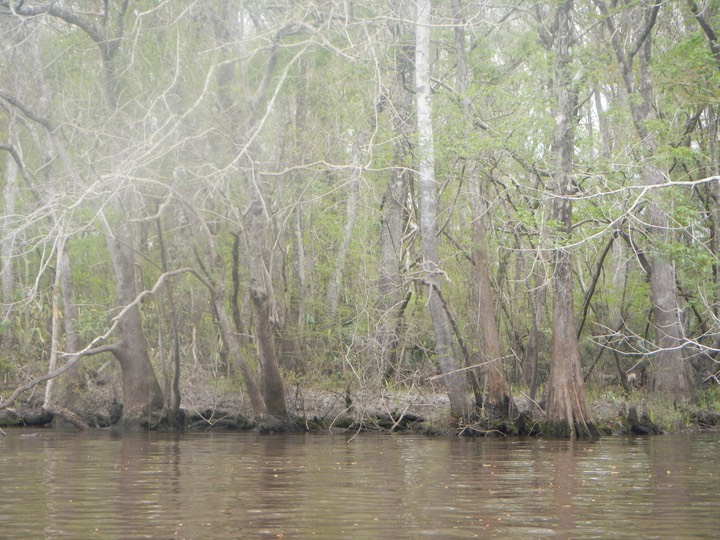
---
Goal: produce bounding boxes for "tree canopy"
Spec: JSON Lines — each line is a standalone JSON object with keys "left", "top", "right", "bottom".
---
{"left": 1, "top": 0, "right": 719, "bottom": 435}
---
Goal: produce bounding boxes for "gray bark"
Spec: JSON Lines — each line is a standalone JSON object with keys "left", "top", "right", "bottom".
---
{"left": 279, "top": 84, "right": 309, "bottom": 372}
{"left": 247, "top": 199, "right": 287, "bottom": 417}
{"left": 7, "top": 0, "right": 166, "bottom": 425}
{"left": 416, "top": 0, "right": 473, "bottom": 418}
{"left": 0, "top": 12, "right": 87, "bottom": 415}
{"left": 203, "top": 0, "right": 287, "bottom": 417}
{"left": 214, "top": 292, "right": 267, "bottom": 417}
{"left": 325, "top": 137, "right": 363, "bottom": 327}
{"left": 1, "top": 153, "right": 16, "bottom": 310}
{"left": 710, "top": 109, "right": 720, "bottom": 322}
{"left": 106, "top": 224, "right": 164, "bottom": 425}
{"left": 596, "top": 0, "right": 693, "bottom": 398}
{"left": 376, "top": 18, "right": 413, "bottom": 379}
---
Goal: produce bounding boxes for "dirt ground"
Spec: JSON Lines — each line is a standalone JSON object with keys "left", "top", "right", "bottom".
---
{"left": 3, "top": 369, "right": 720, "bottom": 434}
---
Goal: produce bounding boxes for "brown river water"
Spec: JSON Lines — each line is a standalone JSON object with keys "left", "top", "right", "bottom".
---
{"left": 1, "top": 429, "right": 718, "bottom": 539}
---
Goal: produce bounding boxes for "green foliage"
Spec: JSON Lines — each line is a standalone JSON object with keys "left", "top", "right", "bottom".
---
{"left": 696, "top": 386, "right": 720, "bottom": 412}
{"left": 2, "top": 0, "right": 720, "bottom": 419}
{"left": 0, "top": 356, "right": 13, "bottom": 380}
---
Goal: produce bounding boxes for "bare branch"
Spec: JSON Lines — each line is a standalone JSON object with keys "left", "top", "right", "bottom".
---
{"left": 627, "top": 3, "right": 660, "bottom": 60}
{"left": 0, "top": 89, "right": 56, "bottom": 132}
{"left": 0, "top": 0, "right": 109, "bottom": 58}
{"left": 689, "top": 0, "right": 720, "bottom": 70}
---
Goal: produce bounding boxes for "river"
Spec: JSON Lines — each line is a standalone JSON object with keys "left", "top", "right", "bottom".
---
{"left": 1, "top": 428, "right": 718, "bottom": 538}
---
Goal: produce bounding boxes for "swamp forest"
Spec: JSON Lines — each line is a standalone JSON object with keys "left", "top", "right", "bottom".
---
{"left": 1, "top": 0, "right": 720, "bottom": 438}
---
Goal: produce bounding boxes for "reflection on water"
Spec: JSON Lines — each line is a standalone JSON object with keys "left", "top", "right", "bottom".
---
{"left": 1, "top": 429, "right": 718, "bottom": 538}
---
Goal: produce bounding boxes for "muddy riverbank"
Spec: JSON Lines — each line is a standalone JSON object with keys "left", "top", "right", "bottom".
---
{"left": 3, "top": 377, "right": 720, "bottom": 436}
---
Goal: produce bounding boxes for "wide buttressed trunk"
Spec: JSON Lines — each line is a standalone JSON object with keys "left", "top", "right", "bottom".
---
{"left": 546, "top": 249, "right": 598, "bottom": 439}
{"left": 544, "top": 0, "right": 597, "bottom": 439}
{"left": 113, "top": 331, "right": 165, "bottom": 427}
{"left": 644, "top": 167, "right": 695, "bottom": 398}
{"left": 108, "top": 232, "right": 164, "bottom": 427}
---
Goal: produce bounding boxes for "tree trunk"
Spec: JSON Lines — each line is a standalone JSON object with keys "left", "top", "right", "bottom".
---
{"left": 416, "top": 0, "right": 473, "bottom": 418}
{"left": 597, "top": 0, "right": 694, "bottom": 400}
{"left": 1, "top": 6, "right": 159, "bottom": 425}
{"left": 692, "top": 4, "right": 720, "bottom": 324}
{"left": 18, "top": 0, "right": 166, "bottom": 427}
{"left": 709, "top": 108, "right": 720, "bottom": 323}
{"left": 453, "top": 0, "right": 513, "bottom": 418}
{"left": 43, "top": 239, "right": 85, "bottom": 416}
{"left": 157, "top": 218, "right": 182, "bottom": 415}
{"left": 525, "top": 283, "right": 545, "bottom": 401}
{"left": 43, "top": 240, "right": 65, "bottom": 408}
{"left": 645, "top": 178, "right": 693, "bottom": 397}
{"left": 377, "top": 23, "right": 412, "bottom": 379}
{"left": 1, "top": 152, "right": 16, "bottom": 311}
{"left": 279, "top": 203, "right": 306, "bottom": 373}
{"left": 324, "top": 136, "right": 363, "bottom": 327}
{"left": 248, "top": 199, "right": 287, "bottom": 417}
{"left": 188, "top": 201, "right": 267, "bottom": 418}
{"left": 106, "top": 228, "right": 164, "bottom": 427}
{"left": 633, "top": 27, "right": 693, "bottom": 399}
{"left": 279, "top": 85, "right": 309, "bottom": 373}
{"left": 50, "top": 238, "right": 92, "bottom": 419}
{"left": 544, "top": 0, "right": 597, "bottom": 439}
{"left": 377, "top": 169, "right": 410, "bottom": 379}
{"left": 471, "top": 191, "right": 513, "bottom": 418}
{"left": 213, "top": 292, "right": 267, "bottom": 417}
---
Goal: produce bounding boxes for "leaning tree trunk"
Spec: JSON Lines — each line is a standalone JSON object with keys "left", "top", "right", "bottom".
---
{"left": 415, "top": 0, "right": 473, "bottom": 418}
{"left": 188, "top": 201, "right": 267, "bottom": 418}
{"left": 213, "top": 291, "right": 267, "bottom": 418}
{"left": 544, "top": 0, "right": 597, "bottom": 439}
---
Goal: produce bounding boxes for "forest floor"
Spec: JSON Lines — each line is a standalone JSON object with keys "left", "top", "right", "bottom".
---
{"left": 149, "top": 376, "right": 720, "bottom": 435}
{"left": 3, "top": 371, "right": 720, "bottom": 435}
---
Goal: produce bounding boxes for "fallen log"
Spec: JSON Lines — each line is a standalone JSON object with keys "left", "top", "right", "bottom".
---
{"left": 0, "top": 407, "right": 53, "bottom": 427}
{"left": 44, "top": 405, "right": 90, "bottom": 430}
